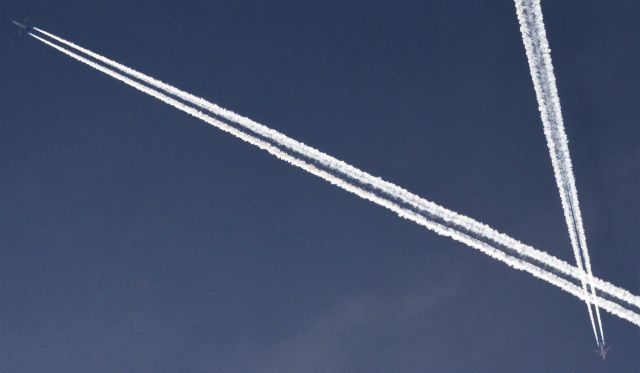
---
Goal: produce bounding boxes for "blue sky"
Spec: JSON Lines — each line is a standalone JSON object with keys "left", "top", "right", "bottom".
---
{"left": 1, "top": 1, "right": 638, "bottom": 371}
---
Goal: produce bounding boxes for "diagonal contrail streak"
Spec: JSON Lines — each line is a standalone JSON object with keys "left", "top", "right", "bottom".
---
{"left": 31, "top": 27, "right": 640, "bottom": 316}
{"left": 514, "top": 0, "right": 604, "bottom": 344}
{"left": 28, "top": 33, "right": 640, "bottom": 328}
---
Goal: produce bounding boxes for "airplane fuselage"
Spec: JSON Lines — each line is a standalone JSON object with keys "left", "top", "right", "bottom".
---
{"left": 11, "top": 19, "right": 31, "bottom": 35}
{"left": 594, "top": 345, "right": 610, "bottom": 360}
{"left": 12, "top": 21, "right": 28, "bottom": 29}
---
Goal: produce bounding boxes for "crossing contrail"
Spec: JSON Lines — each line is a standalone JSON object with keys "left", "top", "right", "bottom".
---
{"left": 30, "top": 27, "right": 640, "bottom": 317}
{"left": 28, "top": 33, "right": 640, "bottom": 328}
{"left": 514, "top": 0, "right": 605, "bottom": 345}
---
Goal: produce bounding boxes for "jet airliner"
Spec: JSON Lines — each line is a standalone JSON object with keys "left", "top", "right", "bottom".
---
{"left": 12, "top": 18, "right": 31, "bottom": 34}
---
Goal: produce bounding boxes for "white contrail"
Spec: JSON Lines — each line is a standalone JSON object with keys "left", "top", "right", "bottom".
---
{"left": 31, "top": 27, "right": 640, "bottom": 316}
{"left": 29, "top": 34, "right": 640, "bottom": 328}
{"left": 514, "top": 0, "right": 605, "bottom": 344}
{"left": 30, "top": 28, "right": 640, "bottom": 316}
{"left": 515, "top": 0, "right": 598, "bottom": 343}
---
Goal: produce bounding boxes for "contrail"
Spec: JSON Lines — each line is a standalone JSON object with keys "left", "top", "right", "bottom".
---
{"left": 31, "top": 27, "right": 640, "bottom": 316}
{"left": 514, "top": 0, "right": 604, "bottom": 344}
{"left": 28, "top": 33, "right": 640, "bottom": 328}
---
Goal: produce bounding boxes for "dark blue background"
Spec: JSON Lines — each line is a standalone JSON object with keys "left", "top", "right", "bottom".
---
{"left": 1, "top": 1, "right": 638, "bottom": 371}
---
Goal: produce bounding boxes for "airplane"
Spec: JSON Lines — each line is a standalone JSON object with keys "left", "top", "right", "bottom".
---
{"left": 593, "top": 343, "right": 611, "bottom": 360}
{"left": 12, "top": 18, "right": 31, "bottom": 35}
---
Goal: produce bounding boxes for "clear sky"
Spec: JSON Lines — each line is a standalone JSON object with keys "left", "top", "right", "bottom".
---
{"left": 1, "top": 0, "right": 638, "bottom": 371}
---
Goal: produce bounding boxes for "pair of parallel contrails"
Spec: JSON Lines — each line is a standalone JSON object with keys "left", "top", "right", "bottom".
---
{"left": 25, "top": 1, "right": 637, "bottom": 342}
